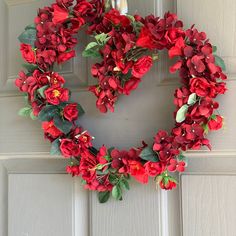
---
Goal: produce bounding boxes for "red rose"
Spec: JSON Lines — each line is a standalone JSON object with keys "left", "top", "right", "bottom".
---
{"left": 60, "top": 139, "right": 81, "bottom": 158}
{"left": 144, "top": 162, "right": 165, "bottom": 177}
{"left": 52, "top": 4, "right": 69, "bottom": 24}
{"left": 136, "top": 27, "right": 156, "bottom": 50}
{"left": 132, "top": 56, "right": 153, "bottom": 78}
{"left": 74, "top": 1, "right": 93, "bottom": 16}
{"left": 42, "top": 120, "right": 62, "bottom": 138}
{"left": 208, "top": 115, "right": 223, "bottom": 130}
{"left": 20, "top": 44, "right": 36, "bottom": 64}
{"left": 57, "top": 50, "right": 76, "bottom": 64}
{"left": 104, "top": 9, "right": 130, "bottom": 27}
{"left": 44, "top": 87, "right": 69, "bottom": 105}
{"left": 63, "top": 103, "right": 79, "bottom": 121}
{"left": 190, "top": 77, "right": 214, "bottom": 97}
{"left": 159, "top": 178, "right": 177, "bottom": 190}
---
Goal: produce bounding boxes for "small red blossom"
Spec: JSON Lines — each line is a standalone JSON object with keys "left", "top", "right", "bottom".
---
{"left": 190, "top": 77, "right": 215, "bottom": 97}
{"left": 44, "top": 87, "right": 69, "bottom": 105}
{"left": 208, "top": 115, "right": 223, "bottom": 131}
{"left": 52, "top": 4, "right": 69, "bottom": 24}
{"left": 104, "top": 9, "right": 130, "bottom": 28}
{"left": 66, "top": 165, "right": 80, "bottom": 176}
{"left": 20, "top": 44, "right": 36, "bottom": 64}
{"left": 132, "top": 56, "right": 153, "bottom": 78}
{"left": 159, "top": 178, "right": 177, "bottom": 190}
{"left": 60, "top": 139, "right": 81, "bottom": 158}
{"left": 128, "top": 160, "right": 148, "bottom": 184}
{"left": 144, "top": 162, "right": 165, "bottom": 177}
{"left": 167, "top": 159, "right": 185, "bottom": 172}
{"left": 57, "top": 50, "right": 76, "bottom": 64}
{"left": 42, "top": 120, "right": 62, "bottom": 139}
{"left": 63, "top": 103, "right": 79, "bottom": 121}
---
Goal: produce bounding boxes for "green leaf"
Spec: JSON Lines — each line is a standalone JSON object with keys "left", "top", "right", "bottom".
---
{"left": 126, "top": 15, "right": 135, "bottom": 22}
{"left": 95, "top": 33, "right": 110, "bottom": 44}
{"left": 84, "top": 42, "right": 98, "bottom": 51}
{"left": 22, "top": 63, "right": 38, "bottom": 73}
{"left": 37, "top": 85, "right": 48, "bottom": 99}
{"left": 25, "top": 23, "right": 36, "bottom": 30}
{"left": 112, "top": 185, "right": 122, "bottom": 200}
{"left": 38, "top": 105, "right": 58, "bottom": 121}
{"left": 210, "top": 114, "right": 217, "bottom": 120}
{"left": 82, "top": 48, "right": 101, "bottom": 58}
{"left": 30, "top": 111, "right": 37, "bottom": 120}
{"left": 98, "top": 191, "right": 111, "bottom": 203}
{"left": 108, "top": 174, "right": 119, "bottom": 185}
{"left": 77, "top": 104, "right": 85, "bottom": 116}
{"left": 187, "top": 93, "right": 197, "bottom": 106}
{"left": 214, "top": 55, "right": 226, "bottom": 71}
{"left": 18, "top": 107, "right": 32, "bottom": 117}
{"left": 18, "top": 28, "right": 36, "bottom": 47}
{"left": 140, "top": 147, "right": 159, "bottom": 162}
{"left": 212, "top": 46, "right": 217, "bottom": 53}
{"left": 120, "top": 179, "right": 130, "bottom": 190}
{"left": 50, "top": 138, "right": 61, "bottom": 155}
{"left": 176, "top": 104, "right": 189, "bottom": 123}
{"left": 54, "top": 115, "right": 72, "bottom": 134}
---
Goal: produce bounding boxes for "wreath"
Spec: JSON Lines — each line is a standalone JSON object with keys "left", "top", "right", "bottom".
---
{"left": 15, "top": 0, "right": 227, "bottom": 203}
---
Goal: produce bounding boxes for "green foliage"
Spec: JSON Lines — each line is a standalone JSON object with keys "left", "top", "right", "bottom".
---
{"left": 22, "top": 63, "right": 38, "bottom": 73}
{"left": 37, "top": 85, "right": 48, "bottom": 99}
{"left": 187, "top": 93, "right": 197, "bottom": 106}
{"left": 176, "top": 104, "right": 189, "bottom": 123}
{"left": 214, "top": 55, "right": 226, "bottom": 71}
{"left": 54, "top": 114, "right": 72, "bottom": 134}
{"left": 98, "top": 191, "right": 111, "bottom": 203}
{"left": 140, "top": 146, "right": 159, "bottom": 162}
{"left": 18, "top": 107, "right": 32, "bottom": 117}
{"left": 50, "top": 138, "right": 61, "bottom": 155}
{"left": 38, "top": 105, "right": 58, "bottom": 122}
{"left": 77, "top": 104, "right": 85, "bottom": 116}
{"left": 18, "top": 27, "right": 37, "bottom": 47}
{"left": 112, "top": 185, "right": 122, "bottom": 200}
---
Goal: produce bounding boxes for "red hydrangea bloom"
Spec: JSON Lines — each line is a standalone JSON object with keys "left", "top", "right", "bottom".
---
{"left": 208, "top": 115, "right": 223, "bottom": 130}
{"left": 123, "top": 77, "right": 141, "bottom": 95}
{"left": 57, "top": 50, "right": 76, "bottom": 64}
{"left": 20, "top": 44, "right": 36, "bottom": 64}
{"left": 63, "top": 103, "right": 79, "bottom": 121}
{"left": 42, "top": 120, "right": 62, "bottom": 139}
{"left": 44, "top": 87, "right": 69, "bottom": 105}
{"left": 174, "top": 86, "right": 190, "bottom": 108}
{"left": 167, "top": 159, "right": 185, "bottom": 172}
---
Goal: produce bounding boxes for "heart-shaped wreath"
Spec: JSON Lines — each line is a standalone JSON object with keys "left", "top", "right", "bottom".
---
{"left": 15, "top": 0, "right": 227, "bottom": 203}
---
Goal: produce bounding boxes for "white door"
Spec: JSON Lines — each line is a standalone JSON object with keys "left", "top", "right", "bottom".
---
{"left": 0, "top": 0, "right": 235, "bottom": 236}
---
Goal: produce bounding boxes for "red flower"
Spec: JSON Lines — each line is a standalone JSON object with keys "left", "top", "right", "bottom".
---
{"left": 123, "top": 77, "right": 141, "bottom": 95}
{"left": 73, "top": 1, "right": 93, "bottom": 16}
{"left": 57, "top": 50, "right": 76, "bottom": 64}
{"left": 174, "top": 86, "right": 190, "bottom": 108}
{"left": 187, "top": 55, "right": 205, "bottom": 74}
{"left": 190, "top": 77, "right": 214, "bottom": 97}
{"left": 104, "top": 9, "right": 130, "bottom": 28}
{"left": 165, "top": 28, "right": 185, "bottom": 45}
{"left": 42, "top": 120, "right": 62, "bottom": 139}
{"left": 167, "top": 159, "right": 185, "bottom": 172}
{"left": 20, "top": 44, "right": 36, "bottom": 64}
{"left": 60, "top": 139, "right": 81, "bottom": 158}
{"left": 168, "top": 37, "right": 185, "bottom": 58}
{"left": 66, "top": 165, "right": 80, "bottom": 176}
{"left": 52, "top": 4, "right": 69, "bottom": 24}
{"left": 132, "top": 56, "right": 153, "bottom": 78}
{"left": 144, "top": 162, "right": 165, "bottom": 177}
{"left": 63, "top": 103, "right": 79, "bottom": 121}
{"left": 208, "top": 115, "right": 223, "bottom": 130}
{"left": 159, "top": 178, "right": 177, "bottom": 190}
{"left": 136, "top": 27, "right": 156, "bottom": 50}
{"left": 128, "top": 160, "right": 148, "bottom": 184}
{"left": 44, "top": 87, "right": 69, "bottom": 105}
